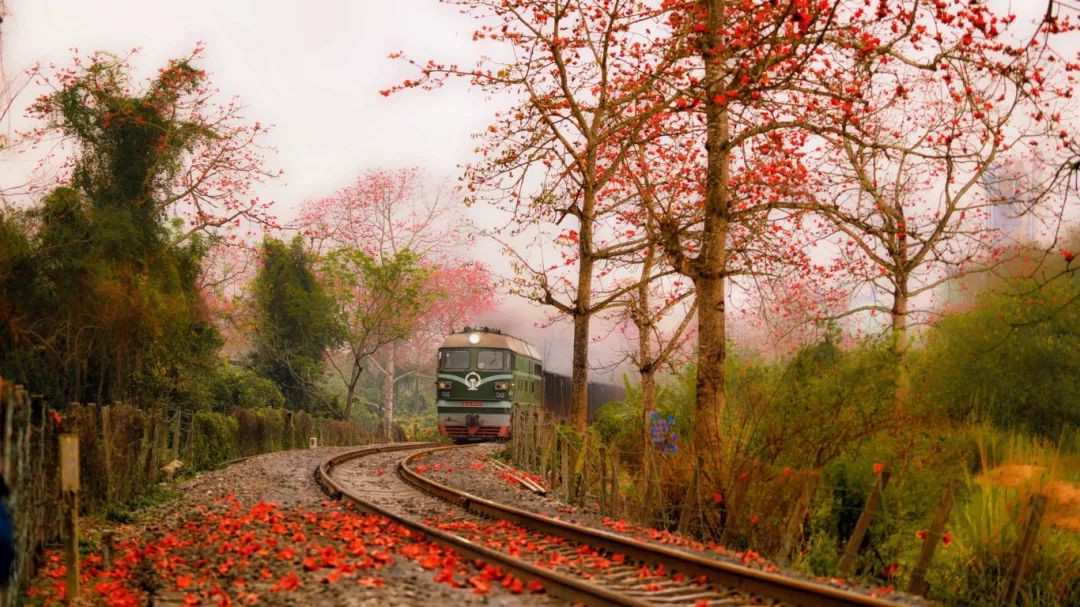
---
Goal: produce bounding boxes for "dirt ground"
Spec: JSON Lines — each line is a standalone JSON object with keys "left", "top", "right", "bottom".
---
{"left": 24, "top": 447, "right": 558, "bottom": 606}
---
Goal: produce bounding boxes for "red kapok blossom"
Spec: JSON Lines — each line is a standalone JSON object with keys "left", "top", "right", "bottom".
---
{"left": 942, "top": 530, "right": 953, "bottom": 547}
{"left": 915, "top": 530, "right": 928, "bottom": 541}
{"left": 1062, "top": 249, "right": 1075, "bottom": 264}
{"left": 873, "top": 463, "right": 885, "bottom": 475}
{"left": 49, "top": 410, "right": 63, "bottom": 426}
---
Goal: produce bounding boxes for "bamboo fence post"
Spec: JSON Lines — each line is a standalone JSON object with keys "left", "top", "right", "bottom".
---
{"left": 530, "top": 409, "right": 539, "bottom": 471}
{"left": 1003, "top": 494, "right": 1048, "bottom": 605}
{"left": 908, "top": 479, "right": 957, "bottom": 596}
{"left": 512, "top": 410, "right": 520, "bottom": 466}
{"left": 678, "top": 455, "right": 701, "bottom": 534}
{"left": 522, "top": 410, "right": 530, "bottom": 470}
{"left": 2, "top": 381, "right": 13, "bottom": 484}
{"left": 581, "top": 437, "right": 592, "bottom": 507}
{"left": 520, "top": 411, "right": 527, "bottom": 468}
{"left": 547, "top": 431, "right": 557, "bottom": 490}
{"left": 837, "top": 468, "right": 891, "bottom": 574}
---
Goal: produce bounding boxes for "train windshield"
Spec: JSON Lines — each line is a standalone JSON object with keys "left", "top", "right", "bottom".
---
{"left": 440, "top": 349, "right": 471, "bottom": 370}
{"left": 476, "top": 349, "right": 507, "bottom": 370}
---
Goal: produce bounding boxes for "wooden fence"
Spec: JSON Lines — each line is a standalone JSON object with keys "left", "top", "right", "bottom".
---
{"left": 0, "top": 375, "right": 373, "bottom": 605}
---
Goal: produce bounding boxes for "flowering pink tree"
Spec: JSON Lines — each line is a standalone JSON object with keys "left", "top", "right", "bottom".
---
{"left": 298, "top": 168, "right": 495, "bottom": 432}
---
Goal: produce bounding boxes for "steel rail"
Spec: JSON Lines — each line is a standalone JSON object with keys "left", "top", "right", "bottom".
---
{"left": 398, "top": 448, "right": 906, "bottom": 607}
{"left": 316, "top": 443, "right": 654, "bottom": 606}
{"left": 318, "top": 443, "right": 906, "bottom": 607}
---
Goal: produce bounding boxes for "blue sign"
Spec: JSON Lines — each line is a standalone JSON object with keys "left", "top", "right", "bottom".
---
{"left": 649, "top": 412, "right": 677, "bottom": 454}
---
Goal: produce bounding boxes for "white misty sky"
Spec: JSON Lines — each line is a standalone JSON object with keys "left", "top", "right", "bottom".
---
{"left": 0, "top": 1, "right": 1070, "bottom": 376}
{"left": 0, "top": 0, "right": 591, "bottom": 374}
{"left": 0, "top": 0, "right": 492, "bottom": 206}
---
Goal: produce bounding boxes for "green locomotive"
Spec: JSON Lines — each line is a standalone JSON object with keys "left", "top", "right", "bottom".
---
{"left": 436, "top": 327, "right": 542, "bottom": 440}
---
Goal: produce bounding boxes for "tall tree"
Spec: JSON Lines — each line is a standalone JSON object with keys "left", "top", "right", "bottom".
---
{"left": 749, "top": 1, "right": 1078, "bottom": 419}
{"left": 29, "top": 47, "right": 279, "bottom": 245}
{"left": 384, "top": 1, "right": 688, "bottom": 431}
{"left": 318, "top": 247, "right": 430, "bottom": 430}
{"left": 1, "top": 48, "right": 278, "bottom": 405}
{"left": 299, "top": 168, "right": 495, "bottom": 430}
{"left": 251, "top": 236, "right": 339, "bottom": 412}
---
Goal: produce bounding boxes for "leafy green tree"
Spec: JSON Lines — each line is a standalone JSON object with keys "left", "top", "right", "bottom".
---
{"left": 916, "top": 276, "right": 1080, "bottom": 439}
{"left": 250, "top": 236, "right": 339, "bottom": 412}
{"left": 1, "top": 49, "right": 275, "bottom": 411}
{"left": 318, "top": 248, "right": 430, "bottom": 430}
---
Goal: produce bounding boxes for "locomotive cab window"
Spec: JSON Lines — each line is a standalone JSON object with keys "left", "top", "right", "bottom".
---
{"left": 476, "top": 349, "right": 507, "bottom": 370}
{"left": 440, "top": 349, "right": 471, "bottom": 370}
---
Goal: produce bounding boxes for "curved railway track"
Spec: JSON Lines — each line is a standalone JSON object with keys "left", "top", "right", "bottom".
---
{"left": 316, "top": 443, "right": 906, "bottom": 607}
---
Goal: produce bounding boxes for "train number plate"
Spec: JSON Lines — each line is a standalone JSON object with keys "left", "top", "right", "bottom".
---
{"left": 461, "top": 401, "right": 483, "bottom": 407}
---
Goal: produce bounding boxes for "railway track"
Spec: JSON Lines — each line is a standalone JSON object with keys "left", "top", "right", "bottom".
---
{"left": 316, "top": 443, "right": 906, "bottom": 607}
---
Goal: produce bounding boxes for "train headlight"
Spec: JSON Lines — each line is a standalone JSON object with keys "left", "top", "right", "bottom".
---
{"left": 494, "top": 382, "right": 508, "bottom": 391}
{"left": 468, "top": 333, "right": 481, "bottom": 344}
{"left": 438, "top": 380, "right": 452, "bottom": 390}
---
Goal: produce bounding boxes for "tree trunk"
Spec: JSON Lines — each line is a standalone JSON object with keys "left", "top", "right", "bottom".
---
{"left": 636, "top": 243, "right": 658, "bottom": 449}
{"left": 382, "top": 347, "right": 396, "bottom": 440}
{"left": 693, "top": 0, "right": 731, "bottom": 464}
{"left": 343, "top": 358, "right": 362, "bottom": 420}
{"left": 694, "top": 272, "right": 726, "bottom": 461}
{"left": 569, "top": 186, "right": 597, "bottom": 433}
{"left": 891, "top": 284, "right": 910, "bottom": 418}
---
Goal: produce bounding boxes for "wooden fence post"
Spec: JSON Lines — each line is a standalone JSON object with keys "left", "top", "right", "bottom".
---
{"left": 678, "top": 455, "right": 702, "bottom": 534}
{"left": 561, "top": 434, "right": 570, "bottom": 499}
{"left": 609, "top": 449, "right": 619, "bottom": 516}
{"left": 59, "top": 434, "right": 80, "bottom": 603}
{"left": 908, "top": 479, "right": 957, "bottom": 596}
{"left": 599, "top": 446, "right": 607, "bottom": 514}
{"left": 171, "top": 408, "right": 182, "bottom": 460}
{"left": 778, "top": 474, "right": 819, "bottom": 566}
{"left": 838, "top": 468, "right": 891, "bottom": 574}
{"left": 101, "top": 406, "right": 113, "bottom": 503}
{"left": 1003, "top": 494, "right": 1047, "bottom": 605}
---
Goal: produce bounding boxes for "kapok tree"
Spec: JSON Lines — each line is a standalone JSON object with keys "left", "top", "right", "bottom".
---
{"left": 298, "top": 168, "right": 495, "bottom": 431}
{"left": 384, "top": 0, "right": 695, "bottom": 432}
{"left": 785, "top": 2, "right": 1079, "bottom": 417}
{"left": 634, "top": 0, "right": 872, "bottom": 465}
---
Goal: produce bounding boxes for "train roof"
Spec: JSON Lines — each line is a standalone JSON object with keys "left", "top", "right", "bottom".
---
{"left": 439, "top": 328, "right": 541, "bottom": 360}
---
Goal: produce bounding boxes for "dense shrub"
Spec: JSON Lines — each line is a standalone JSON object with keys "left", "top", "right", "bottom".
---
{"left": 191, "top": 411, "right": 239, "bottom": 470}
{"left": 915, "top": 272, "right": 1080, "bottom": 439}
